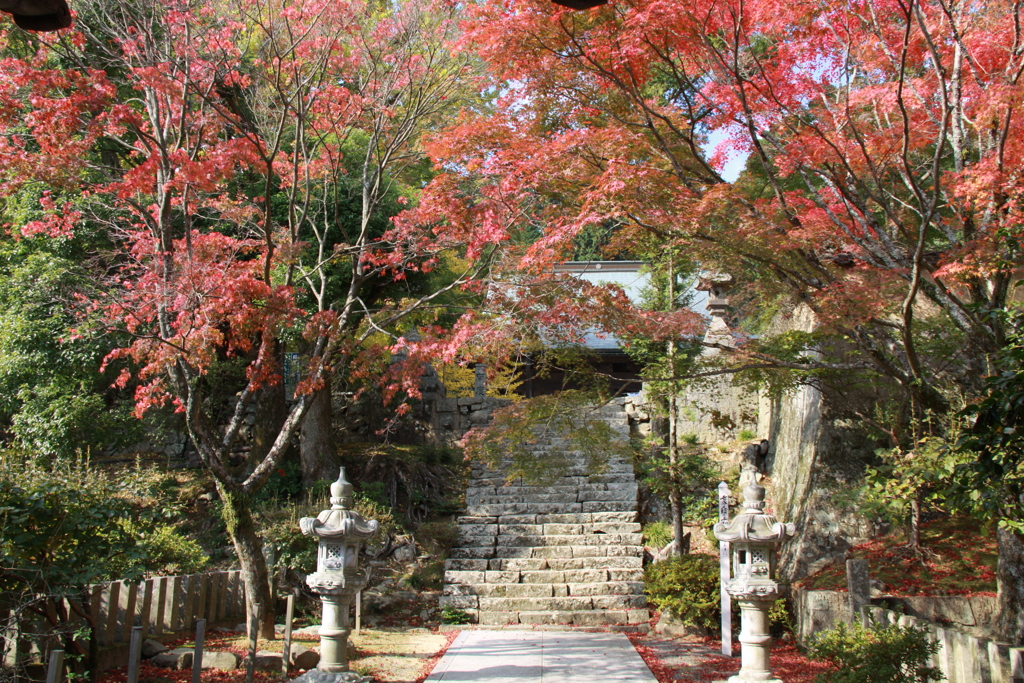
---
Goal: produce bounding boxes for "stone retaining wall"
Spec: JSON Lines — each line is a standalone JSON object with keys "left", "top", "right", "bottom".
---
{"left": 427, "top": 396, "right": 511, "bottom": 446}
{"left": 794, "top": 589, "right": 1022, "bottom": 683}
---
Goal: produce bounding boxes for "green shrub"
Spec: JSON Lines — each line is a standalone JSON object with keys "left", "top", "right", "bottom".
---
{"left": 432, "top": 495, "right": 465, "bottom": 517}
{"left": 253, "top": 456, "right": 304, "bottom": 503}
{"left": 737, "top": 429, "right": 757, "bottom": 441}
{"left": 417, "top": 521, "right": 460, "bottom": 556}
{"left": 768, "top": 598, "right": 792, "bottom": 636}
{"left": 643, "top": 554, "right": 720, "bottom": 631}
{"left": 125, "top": 523, "right": 208, "bottom": 576}
{"left": 255, "top": 502, "right": 318, "bottom": 573}
{"left": 399, "top": 559, "right": 445, "bottom": 591}
{"left": 0, "top": 451, "right": 190, "bottom": 675}
{"left": 806, "top": 622, "right": 944, "bottom": 683}
{"left": 353, "top": 493, "right": 406, "bottom": 542}
{"left": 359, "top": 481, "right": 390, "bottom": 508}
{"left": 12, "top": 384, "right": 140, "bottom": 459}
{"left": 642, "top": 521, "right": 673, "bottom": 548}
{"left": 440, "top": 607, "right": 472, "bottom": 624}
{"left": 256, "top": 491, "right": 407, "bottom": 573}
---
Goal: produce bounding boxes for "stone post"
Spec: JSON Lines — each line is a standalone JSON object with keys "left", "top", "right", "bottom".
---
{"left": 294, "top": 469, "right": 379, "bottom": 683}
{"left": 474, "top": 364, "right": 487, "bottom": 398}
{"left": 718, "top": 482, "right": 732, "bottom": 657}
{"left": 713, "top": 481, "right": 795, "bottom": 683}
{"left": 846, "top": 559, "right": 870, "bottom": 623}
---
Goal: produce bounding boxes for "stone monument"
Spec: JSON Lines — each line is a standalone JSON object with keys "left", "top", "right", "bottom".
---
{"left": 293, "top": 468, "right": 379, "bottom": 683}
{"left": 713, "top": 480, "right": 795, "bottom": 683}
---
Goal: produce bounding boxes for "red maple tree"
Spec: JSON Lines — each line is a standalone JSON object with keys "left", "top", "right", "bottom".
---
{"left": 412, "top": 0, "right": 1024, "bottom": 644}
{"left": 0, "top": 0, "right": 693, "bottom": 641}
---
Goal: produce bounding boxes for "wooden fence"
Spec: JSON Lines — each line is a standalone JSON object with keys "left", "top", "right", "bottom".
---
{"left": 90, "top": 570, "right": 245, "bottom": 647}
{"left": 2, "top": 570, "right": 246, "bottom": 672}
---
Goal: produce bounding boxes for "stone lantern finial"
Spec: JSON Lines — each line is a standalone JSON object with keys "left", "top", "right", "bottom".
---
{"left": 741, "top": 482, "right": 766, "bottom": 512}
{"left": 330, "top": 467, "right": 354, "bottom": 510}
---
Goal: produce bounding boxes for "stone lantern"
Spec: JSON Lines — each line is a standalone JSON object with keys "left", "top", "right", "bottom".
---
{"left": 696, "top": 274, "right": 736, "bottom": 354}
{"left": 296, "top": 468, "right": 379, "bottom": 683}
{"left": 713, "top": 481, "right": 795, "bottom": 683}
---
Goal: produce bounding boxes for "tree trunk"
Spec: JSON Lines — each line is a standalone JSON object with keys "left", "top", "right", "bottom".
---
{"left": 669, "top": 490, "right": 685, "bottom": 558}
{"left": 251, "top": 345, "right": 287, "bottom": 467}
{"left": 666, "top": 253, "right": 684, "bottom": 557}
{"left": 666, "top": 397, "right": 684, "bottom": 557}
{"left": 997, "top": 527, "right": 1024, "bottom": 645}
{"left": 301, "top": 376, "right": 335, "bottom": 487}
{"left": 908, "top": 494, "right": 921, "bottom": 551}
{"left": 219, "top": 486, "right": 276, "bottom": 640}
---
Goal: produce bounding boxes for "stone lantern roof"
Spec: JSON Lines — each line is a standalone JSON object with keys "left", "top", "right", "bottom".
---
{"left": 300, "top": 468, "right": 379, "bottom": 541}
{"left": 713, "top": 482, "right": 794, "bottom": 544}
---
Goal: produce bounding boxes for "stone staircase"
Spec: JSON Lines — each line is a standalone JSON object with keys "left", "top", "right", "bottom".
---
{"left": 441, "top": 401, "right": 649, "bottom": 629}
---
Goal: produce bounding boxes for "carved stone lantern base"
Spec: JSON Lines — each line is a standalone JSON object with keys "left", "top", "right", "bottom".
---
{"left": 729, "top": 598, "right": 783, "bottom": 683}
{"left": 289, "top": 670, "right": 374, "bottom": 683}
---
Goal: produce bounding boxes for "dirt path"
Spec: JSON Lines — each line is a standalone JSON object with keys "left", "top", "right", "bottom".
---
{"left": 350, "top": 628, "right": 451, "bottom": 683}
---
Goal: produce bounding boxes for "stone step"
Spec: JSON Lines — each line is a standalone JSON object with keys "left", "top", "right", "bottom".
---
{"left": 474, "top": 595, "right": 647, "bottom": 611}
{"left": 457, "top": 521, "right": 642, "bottom": 535}
{"left": 448, "top": 402, "right": 643, "bottom": 628}
{"left": 444, "top": 559, "right": 645, "bottom": 581}
{"left": 465, "top": 473, "right": 638, "bottom": 489}
{"left": 444, "top": 573, "right": 643, "bottom": 589}
{"left": 458, "top": 533, "right": 642, "bottom": 548}
{"left": 449, "top": 546, "right": 644, "bottom": 562}
{"left": 465, "top": 490, "right": 639, "bottom": 506}
{"left": 465, "top": 503, "right": 583, "bottom": 516}
{"left": 455, "top": 511, "right": 637, "bottom": 525}
{"left": 491, "top": 544, "right": 644, "bottom": 558}
{"left": 466, "top": 494, "right": 636, "bottom": 506}
{"left": 444, "top": 584, "right": 569, "bottom": 599}
{"left": 476, "top": 609, "right": 650, "bottom": 627}
{"left": 445, "top": 557, "right": 642, "bottom": 581}
{"left": 441, "top": 596, "right": 646, "bottom": 612}
{"left": 465, "top": 501, "right": 637, "bottom": 516}
{"left": 470, "top": 462, "right": 635, "bottom": 477}
{"left": 440, "top": 581, "right": 644, "bottom": 601}
{"left": 458, "top": 525, "right": 641, "bottom": 539}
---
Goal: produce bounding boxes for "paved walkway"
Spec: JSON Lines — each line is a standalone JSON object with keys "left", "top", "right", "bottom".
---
{"left": 423, "top": 630, "right": 658, "bottom": 683}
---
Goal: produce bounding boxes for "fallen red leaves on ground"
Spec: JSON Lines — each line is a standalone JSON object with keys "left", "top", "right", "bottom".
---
{"left": 98, "top": 661, "right": 281, "bottom": 683}
{"left": 627, "top": 633, "right": 831, "bottom": 683}
{"left": 96, "top": 632, "right": 322, "bottom": 683}
{"left": 796, "top": 517, "right": 997, "bottom": 597}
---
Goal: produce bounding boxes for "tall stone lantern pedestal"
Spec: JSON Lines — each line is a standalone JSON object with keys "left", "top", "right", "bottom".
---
{"left": 713, "top": 482, "right": 795, "bottom": 683}
{"left": 292, "top": 468, "right": 379, "bottom": 683}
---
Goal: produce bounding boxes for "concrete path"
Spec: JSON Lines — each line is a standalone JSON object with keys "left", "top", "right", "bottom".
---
{"left": 423, "top": 630, "right": 658, "bottom": 683}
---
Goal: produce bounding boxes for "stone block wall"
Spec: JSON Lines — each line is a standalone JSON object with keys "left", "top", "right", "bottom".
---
{"left": 427, "top": 396, "right": 512, "bottom": 447}
{"left": 674, "top": 376, "right": 759, "bottom": 444}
